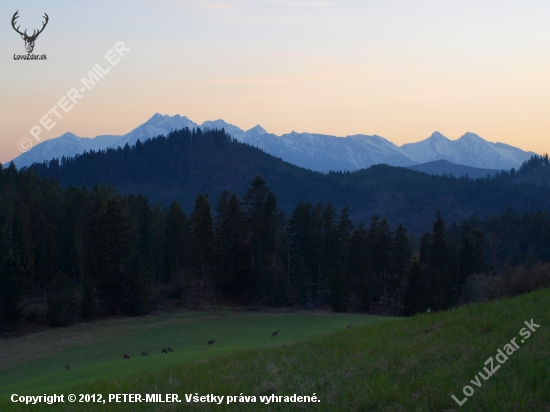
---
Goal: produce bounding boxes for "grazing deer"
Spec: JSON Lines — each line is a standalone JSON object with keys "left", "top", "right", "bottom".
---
{"left": 65, "top": 364, "right": 70, "bottom": 370}
{"left": 271, "top": 330, "right": 279, "bottom": 338}
{"left": 123, "top": 354, "right": 130, "bottom": 360}
{"left": 347, "top": 322, "right": 353, "bottom": 329}
{"left": 167, "top": 347, "right": 173, "bottom": 353}
{"left": 162, "top": 348, "right": 167, "bottom": 354}
{"left": 207, "top": 339, "right": 215, "bottom": 346}
{"left": 141, "top": 351, "right": 148, "bottom": 356}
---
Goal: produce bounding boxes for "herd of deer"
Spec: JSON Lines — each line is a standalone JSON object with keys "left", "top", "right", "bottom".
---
{"left": 64, "top": 327, "right": 347, "bottom": 370}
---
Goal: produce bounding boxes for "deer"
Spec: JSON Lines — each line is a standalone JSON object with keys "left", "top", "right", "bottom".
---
{"left": 271, "top": 330, "right": 279, "bottom": 339}
{"left": 11, "top": 11, "right": 49, "bottom": 54}
{"left": 141, "top": 351, "right": 148, "bottom": 356}
{"left": 65, "top": 364, "right": 70, "bottom": 370}
{"left": 123, "top": 354, "right": 130, "bottom": 360}
{"left": 162, "top": 348, "right": 167, "bottom": 354}
{"left": 167, "top": 347, "right": 173, "bottom": 353}
{"left": 207, "top": 339, "right": 215, "bottom": 346}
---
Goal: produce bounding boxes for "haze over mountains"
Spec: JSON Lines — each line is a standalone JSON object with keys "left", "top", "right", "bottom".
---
{"left": 10, "top": 113, "right": 535, "bottom": 171}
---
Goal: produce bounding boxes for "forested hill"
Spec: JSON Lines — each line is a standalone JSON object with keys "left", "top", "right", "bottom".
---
{"left": 26, "top": 128, "right": 550, "bottom": 233}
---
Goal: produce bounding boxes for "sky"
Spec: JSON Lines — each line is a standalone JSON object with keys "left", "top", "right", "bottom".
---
{"left": 1, "top": 0, "right": 550, "bottom": 164}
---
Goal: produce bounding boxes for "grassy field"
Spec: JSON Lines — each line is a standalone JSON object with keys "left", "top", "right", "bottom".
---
{"left": 0, "top": 309, "right": 388, "bottom": 405}
{"left": 3, "top": 288, "right": 549, "bottom": 411}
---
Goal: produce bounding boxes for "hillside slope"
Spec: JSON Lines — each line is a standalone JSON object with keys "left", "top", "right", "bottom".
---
{"left": 11, "top": 114, "right": 535, "bottom": 171}
{"left": 10, "top": 287, "right": 548, "bottom": 411}
{"left": 407, "top": 159, "right": 500, "bottom": 178}
{"left": 27, "top": 128, "right": 550, "bottom": 233}
{"left": 513, "top": 164, "right": 550, "bottom": 187}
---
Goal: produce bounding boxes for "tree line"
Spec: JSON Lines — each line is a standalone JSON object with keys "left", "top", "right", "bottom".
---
{"left": 1, "top": 162, "right": 550, "bottom": 328}
{"left": 26, "top": 128, "right": 550, "bottom": 235}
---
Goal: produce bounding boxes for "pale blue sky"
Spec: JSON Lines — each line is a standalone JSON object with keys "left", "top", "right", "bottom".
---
{"left": 2, "top": 0, "right": 550, "bottom": 162}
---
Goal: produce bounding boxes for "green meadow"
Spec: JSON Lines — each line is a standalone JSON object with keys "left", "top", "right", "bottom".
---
{"left": 0, "top": 310, "right": 387, "bottom": 405}
{"left": 3, "top": 288, "right": 550, "bottom": 411}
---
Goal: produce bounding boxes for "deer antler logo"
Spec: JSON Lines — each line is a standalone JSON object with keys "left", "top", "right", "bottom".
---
{"left": 11, "top": 11, "right": 49, "bottom": 54}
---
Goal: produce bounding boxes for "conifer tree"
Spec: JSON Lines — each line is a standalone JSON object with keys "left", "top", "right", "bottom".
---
{"left": 214, "top": 192, "right": 248, "bottom": 298}
{"left": 402, "top": 258, "right": 429, "bottom": 316}
{"left": 367, "top": 215, "right": 393, "bottom": 305}
{"left": 329, "top": 262, "right": 349, "bottom": 312}
{"left": 191, "top": 193, "right": 214, "bottom": 287}
{"left": 80, "top": 274, "right": 96, "bottom": 321}
{"left": 124, "top": 258, "right": 149, "bottom": 316}
{"left": 166, "top": 201, "right": 188, "bottom": 285}
{"left": 242, "top": 176, "right": 280, "bottom": 295}
{"left": 337, "top": 205, "right": 354, "bottom": 274}
{"left": 46, "top": 272, "right": 77, "bottom": 326}
{"left": 392, "top": 224, "right": 411, "bottom": 314}
{"left": 90, "top": 196, "right": 131, "bottom": 315}
{"left": 0, "top": 250, "right": 25, "bottom": 326}
{"left": 348, "top": 223, "right": 370, "bottom": 310}
{"left": 429, "top": 211, "right": 453, "bottom": 310}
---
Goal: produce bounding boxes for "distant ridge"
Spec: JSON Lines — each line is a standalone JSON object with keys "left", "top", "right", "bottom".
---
{"left": 401, "top": 131, "right": 532, "bottom": 170}
{"left": 9, "top": 114, "right": 536, "bottom": 171}
{"left": 406, "top": 160, "right": 501, "bottom": 179}
{"left": 27, "top": 128, "right": 550, "bottom": 234}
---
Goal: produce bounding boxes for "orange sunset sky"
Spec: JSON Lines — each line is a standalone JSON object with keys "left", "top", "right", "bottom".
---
{"left": 1, "top": 0, "right": 550, "bottom": 164}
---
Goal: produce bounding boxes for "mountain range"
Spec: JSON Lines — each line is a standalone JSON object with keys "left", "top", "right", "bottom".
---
{"left": 406, "top": 160, "right": 500, "bottom": 179}
{"left": 27, "top": 128, "right": 550, "bottom": 234}
{"left": 10, "top": 113, "right": 535, "bottom": 171}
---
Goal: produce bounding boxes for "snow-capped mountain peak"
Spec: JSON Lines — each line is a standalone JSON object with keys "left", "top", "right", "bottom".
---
{"left": 246, "top": 125, "right": 268, "bottom": 137}
{"left": 401, "top": 131, "right": 534, "bottom": 169}
{"left": 8, "top": 114, "right": 535, "bottom": 172}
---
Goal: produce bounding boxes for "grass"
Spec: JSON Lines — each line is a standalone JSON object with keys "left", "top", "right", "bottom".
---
{"left": 3, "top": 288, "right": 550, "bottom": 411}
{"left": 0, "top": 309, "right": 388, "bottom": 404}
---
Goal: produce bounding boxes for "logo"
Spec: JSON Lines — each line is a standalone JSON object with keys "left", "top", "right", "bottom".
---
{"left": 11, "top": 10, "right": 48, "bottom": 55}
